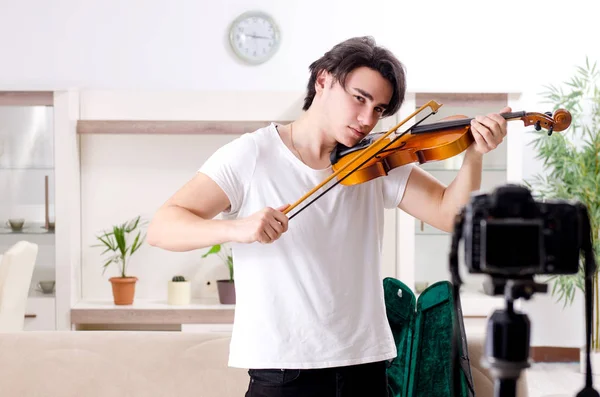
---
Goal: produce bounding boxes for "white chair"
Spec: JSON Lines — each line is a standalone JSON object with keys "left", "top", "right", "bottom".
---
{"left": 0, "top": 241, "right": 39, "bottom": 331}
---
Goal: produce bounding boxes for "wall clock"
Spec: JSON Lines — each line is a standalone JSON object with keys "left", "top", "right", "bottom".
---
{"left": 229, "top": 11, "right": 281, "bottom": 65}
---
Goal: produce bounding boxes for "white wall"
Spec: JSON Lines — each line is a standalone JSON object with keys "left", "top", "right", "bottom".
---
{"left": 80, "top": 133, "right": 239, "bottom": 300}
{"left": 0, "top": 0, "right": 597, "bottom": 93}
{"left": 0, "top": 0, "right": 596, "bottom": 345}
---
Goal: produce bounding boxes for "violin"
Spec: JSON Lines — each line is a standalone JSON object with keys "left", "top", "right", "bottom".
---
{"left": 283, "top": 100, "right": 572, "bottom": 219}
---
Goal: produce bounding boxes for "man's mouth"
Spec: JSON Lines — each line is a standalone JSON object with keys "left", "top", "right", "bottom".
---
{"left": 349, "top": 127, "right": 364, "bottom": 140}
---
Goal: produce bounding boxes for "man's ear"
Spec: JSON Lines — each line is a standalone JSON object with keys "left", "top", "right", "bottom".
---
{"left": 315, "top": 70, "right": 331, "bottom": 94}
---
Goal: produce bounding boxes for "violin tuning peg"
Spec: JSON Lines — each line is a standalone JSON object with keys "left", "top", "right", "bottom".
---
{"left": 534, "top": 121, "right": 542, "bottom": 131}
{"left": 547, "top": 126, "right": 554, "bottom": 136}
{"left": 545, "top": 111, "right": 552, "bottom": 117}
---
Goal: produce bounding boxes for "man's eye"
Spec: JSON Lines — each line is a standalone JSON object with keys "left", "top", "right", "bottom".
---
{"left": 375, "top": 107, "right": 384, "bottom": 114}
{"left": 355, "top": 96, "right": 365, "bottom": 103}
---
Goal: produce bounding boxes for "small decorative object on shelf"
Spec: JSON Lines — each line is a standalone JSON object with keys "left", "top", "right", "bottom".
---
{"left": 168, "top": 275, "right": 191, "bottom": 305}
{"left": 6, "top": 218, "right": 24, "bottom": 232}
{"left": 36, "top": 280, "right": 55, "bottom": 294}
{"left": 42, "top": 175, "right": 55, "bottom": 231}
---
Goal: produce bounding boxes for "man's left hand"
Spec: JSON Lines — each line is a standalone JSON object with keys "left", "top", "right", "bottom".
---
{"left": 469, "top": 106, "right": 511, "bottom": 155}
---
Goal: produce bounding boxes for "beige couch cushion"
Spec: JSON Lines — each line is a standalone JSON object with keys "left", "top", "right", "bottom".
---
{"left": 0, "top": 331, "right": 249, "bottom": 397}
{"left": 0, "top": 331, "right": 527, "bottom": 397}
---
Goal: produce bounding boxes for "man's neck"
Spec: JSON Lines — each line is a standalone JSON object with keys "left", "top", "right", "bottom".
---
{"left": 288, "top": 109, "right": 338, "bottom": 166}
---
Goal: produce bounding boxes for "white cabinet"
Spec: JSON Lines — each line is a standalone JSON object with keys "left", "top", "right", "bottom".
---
{"left": 380, "top": 92, "right": 521, "bottom": 317}
{"left": 24, "top": 296, "right": 56, "bottom": 331}
{"left": 0, "top": 102, "right": 57, "bottom": 329}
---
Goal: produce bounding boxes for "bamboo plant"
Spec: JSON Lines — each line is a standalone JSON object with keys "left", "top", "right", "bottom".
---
{"left": 93, "top": 216, "right": 146, "bottom": 278}
{"left": 526, "top": 57, "right": 600, "bottom": 349}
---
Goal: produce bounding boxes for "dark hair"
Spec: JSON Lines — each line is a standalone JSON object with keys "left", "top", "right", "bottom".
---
{"left": 303, "top": 36, "right": 406, "bottom": 117}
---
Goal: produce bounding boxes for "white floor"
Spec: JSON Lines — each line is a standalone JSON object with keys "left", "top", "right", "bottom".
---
{"left": 525, "top": 362, "right": 600, "bottom": 397}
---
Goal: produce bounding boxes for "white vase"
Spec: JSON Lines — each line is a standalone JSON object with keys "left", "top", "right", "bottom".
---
{"left": 579, "top": 348, "right": 600, "bottom": 375}
{"left": 167, "top": 281, "right": 191, "bottom": 305}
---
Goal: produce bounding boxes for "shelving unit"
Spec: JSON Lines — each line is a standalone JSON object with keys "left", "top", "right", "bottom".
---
{"left": 0, "top": 90, "right": 529, "bottom": 331}
{"left": 389, "top": 92, "right": 520, "bottom": 317}
{"left": 0, "top": 101, "right": 57, "bottom": 330}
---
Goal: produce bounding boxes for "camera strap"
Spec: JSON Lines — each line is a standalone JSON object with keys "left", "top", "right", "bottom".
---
{"left": 449, "top": 209, "right": 467, "bottom": 397}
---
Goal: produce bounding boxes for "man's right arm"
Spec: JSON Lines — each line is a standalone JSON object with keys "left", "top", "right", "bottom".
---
{"left": 147, "top": 172, "right": 288, "bottom": 252}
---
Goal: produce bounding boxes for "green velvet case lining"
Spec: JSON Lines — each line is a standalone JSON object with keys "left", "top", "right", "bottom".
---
{"left": 384, "top": 277, "right": 472, "bottom": 397}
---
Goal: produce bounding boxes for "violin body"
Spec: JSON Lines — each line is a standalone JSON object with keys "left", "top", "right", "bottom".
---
{"left": 329, "top": 109, "right": 571, "bottom": 187}
{"left": 331, "top": 116, "right": 474, "bottom": 186}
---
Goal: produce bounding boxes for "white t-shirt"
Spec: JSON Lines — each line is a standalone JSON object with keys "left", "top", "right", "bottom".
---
{"left": 198, "top": 123, "right": 414, "bottom": 369}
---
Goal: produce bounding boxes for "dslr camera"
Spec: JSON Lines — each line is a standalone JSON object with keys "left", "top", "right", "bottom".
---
{"left": 462, "top": 184, "right": 582, "bottom": 279}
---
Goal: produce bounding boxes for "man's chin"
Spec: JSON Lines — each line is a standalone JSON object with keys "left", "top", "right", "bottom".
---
{"left": 338, "top": 134, "right": 362, "bottom": 147}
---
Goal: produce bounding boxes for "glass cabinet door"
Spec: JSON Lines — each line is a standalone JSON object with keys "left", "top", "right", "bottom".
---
{"left": 0, "top": 105, "right": 55, "bottom": 298}
{"left": 412, "top": 94, "right": 509, "bottom": 297}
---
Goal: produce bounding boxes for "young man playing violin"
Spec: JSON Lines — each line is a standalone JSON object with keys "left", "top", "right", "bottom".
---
{"left": 147, "top": 36, "right": 509, "bottom": 397}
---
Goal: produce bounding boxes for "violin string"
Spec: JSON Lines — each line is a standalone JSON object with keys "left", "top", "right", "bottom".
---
{"left": 288, "top": 110, "right": 438, "bottom": 220}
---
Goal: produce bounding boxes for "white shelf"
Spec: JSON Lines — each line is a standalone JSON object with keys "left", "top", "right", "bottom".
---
{"left": 28, "top": 289, "right": 55, "bottom": 298}
{"left": 72, "top": 297, "right": 234, "bottom": 310}
{"left": 0, "top": 167, "right": 54, "bottom": 171}
{"left": 0, "top": 224, "right": 54, "bottom": 235}
{"left": 70, "top": 298, "right": 235, "bottom": 327}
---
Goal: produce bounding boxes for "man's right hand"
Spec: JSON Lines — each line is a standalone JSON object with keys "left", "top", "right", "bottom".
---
{"left": 233, "top": 205, "right": 290, "bottom": 244}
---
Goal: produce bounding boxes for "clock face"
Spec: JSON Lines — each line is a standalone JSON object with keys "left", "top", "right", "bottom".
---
{"left": 229, "top": 11, "right": 280, "bottom": 64}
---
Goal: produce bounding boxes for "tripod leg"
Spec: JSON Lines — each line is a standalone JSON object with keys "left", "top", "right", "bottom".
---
{"left": 484, "top": 300, "right": 531, "bottom": 397}
{"left": 494, "top": 378, "right": 517, "bottom": 397}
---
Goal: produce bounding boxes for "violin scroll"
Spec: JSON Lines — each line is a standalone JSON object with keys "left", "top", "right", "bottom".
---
{"left": 519, "top": 109, "right": 572, "bottom": 135}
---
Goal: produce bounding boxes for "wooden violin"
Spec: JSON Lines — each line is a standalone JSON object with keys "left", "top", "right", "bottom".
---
{"left": 283, "top": 100, "right": 572, "bottom": 219}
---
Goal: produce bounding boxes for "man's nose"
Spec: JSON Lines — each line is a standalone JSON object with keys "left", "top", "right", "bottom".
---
{"left": 358, "top": 109, "right": 377, "bottom": 128}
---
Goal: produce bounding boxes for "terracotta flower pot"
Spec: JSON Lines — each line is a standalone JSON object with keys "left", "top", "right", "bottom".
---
{"left": 217, "top": 280, "right": 236, "bottom": 304}
{"left": 109, "top": 276, "right": 138, "bottom": 305}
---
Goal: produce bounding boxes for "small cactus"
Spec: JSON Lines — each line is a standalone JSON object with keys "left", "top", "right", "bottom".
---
{"left": 172, "top": 275, "right": 186, "bottom": 282}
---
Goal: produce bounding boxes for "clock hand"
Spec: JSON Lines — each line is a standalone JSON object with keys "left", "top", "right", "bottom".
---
{"left": 245, "top": 33, "right": 270, "bottom": 39}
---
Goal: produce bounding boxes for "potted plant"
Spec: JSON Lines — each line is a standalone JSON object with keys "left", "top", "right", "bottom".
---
{"left": 527, "top": 57, "right": 599, "bottom": 369}
{"left": 93, "top": 216, "right": 146, "bottom": 305}
{"left": 202, "top": 244, "right": 235, "bottom": 304}
{"left": 168, "top": 275, "right": 191, "bottom": 305}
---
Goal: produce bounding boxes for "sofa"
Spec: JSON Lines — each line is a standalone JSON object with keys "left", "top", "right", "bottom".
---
{"left": 0, "top": 241, "right": 39, "bottom": 332}
{"left": 0, "top": 331, "right": 528, "bottom": 397}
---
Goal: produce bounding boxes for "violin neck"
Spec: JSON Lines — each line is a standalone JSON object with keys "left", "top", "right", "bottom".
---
{"left": 410, "top": 111, "right": 527, "bottom": 134}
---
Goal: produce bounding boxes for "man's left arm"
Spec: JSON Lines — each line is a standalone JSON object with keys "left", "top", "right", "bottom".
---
{"left": 398, "top": 107, "right": 511, "bottom": 233}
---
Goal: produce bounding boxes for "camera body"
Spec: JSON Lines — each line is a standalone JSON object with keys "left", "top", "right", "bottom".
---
{"left": 463, "top": 184, "right": 581, "bottom": 277}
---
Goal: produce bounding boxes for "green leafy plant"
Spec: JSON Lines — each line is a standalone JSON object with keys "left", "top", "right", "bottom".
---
{"left": 93, "top": 216, "right": 146, "bottom": 278}
{"left": 202, "top": 244, "right": 234, "bottom": 282}
{"left": 172, "top": 275, "right": 186, "bottom": 282}
{"left": 526, "top": 57, "right": 600, "bottom": 349}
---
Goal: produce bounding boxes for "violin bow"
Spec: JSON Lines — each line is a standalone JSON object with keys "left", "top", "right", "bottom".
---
{"left": 283, "top": 99, "right": 443, "bottom": 220}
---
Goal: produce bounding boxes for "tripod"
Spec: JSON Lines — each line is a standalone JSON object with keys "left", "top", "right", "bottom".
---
{"left": 481, "top": 277, "right": 547, "bottom": 397}
{"left": 448, "top": 201, "right": 599, "bottom": 397}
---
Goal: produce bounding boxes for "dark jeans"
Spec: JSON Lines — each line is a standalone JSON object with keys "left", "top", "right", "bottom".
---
{"left": 245, "top": 360, "right": 389, "bottom": 397}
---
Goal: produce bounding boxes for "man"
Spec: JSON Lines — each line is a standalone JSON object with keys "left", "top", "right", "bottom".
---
{"left": 147, "top": 36, "right": 508, "bottom": 396}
